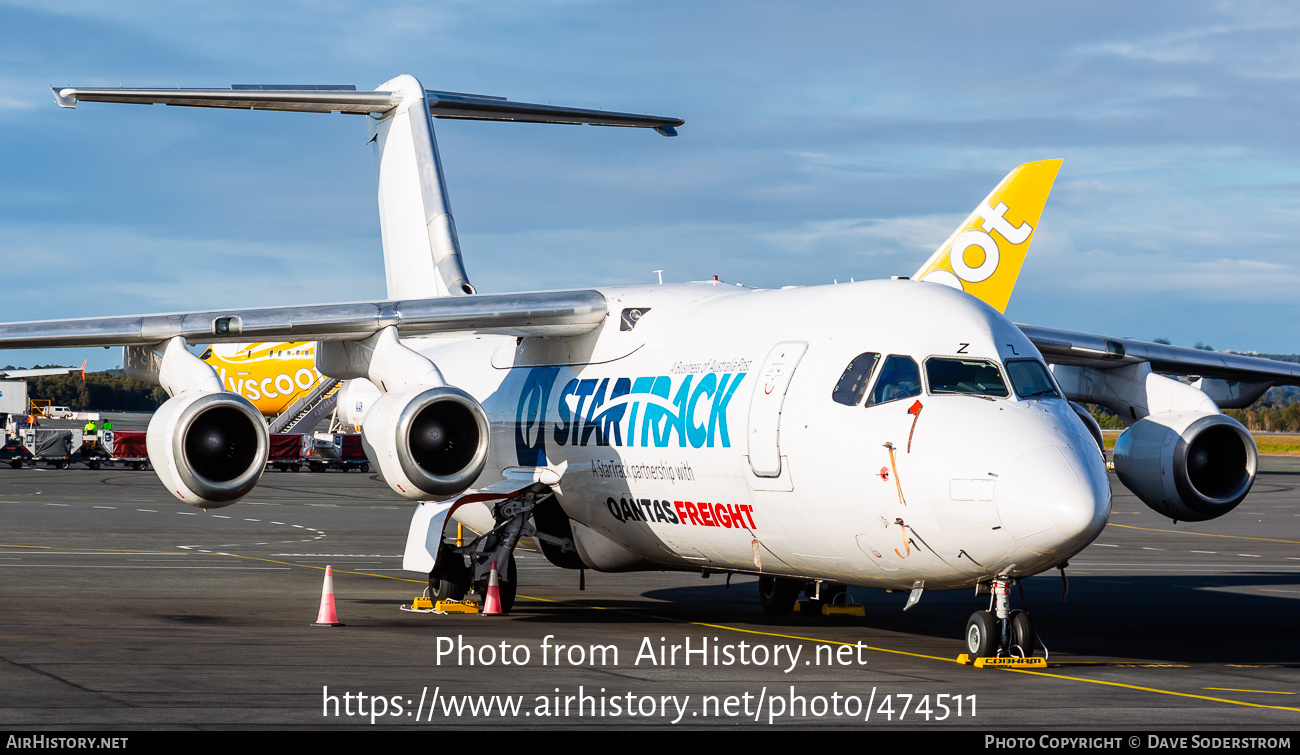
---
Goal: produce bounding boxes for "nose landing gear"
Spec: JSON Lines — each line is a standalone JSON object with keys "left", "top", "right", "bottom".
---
{"left": 965, "top": 575, "right": 1039, "bottom": 659}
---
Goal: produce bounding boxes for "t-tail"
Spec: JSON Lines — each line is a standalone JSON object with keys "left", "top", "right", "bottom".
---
{"left": 52, "top": 77, "right": 683, "bottom": 300}
{"left": 912, "top": 159, "right": 1062, "bottom": 313}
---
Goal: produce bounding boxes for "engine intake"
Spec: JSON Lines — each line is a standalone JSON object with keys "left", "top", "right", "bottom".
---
{"left": 148, "top": 390, "right": 269, "bottom": 508}
{"left": 362, "top": 385, "right": 490, "bottom": 501}
{"left": 1113, "top": 411, "right": 1257, "bottom": 522}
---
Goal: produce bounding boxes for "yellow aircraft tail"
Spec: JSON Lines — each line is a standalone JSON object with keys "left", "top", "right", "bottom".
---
{"left": 912, "top": 159, "right": 1062, "bottom": 313}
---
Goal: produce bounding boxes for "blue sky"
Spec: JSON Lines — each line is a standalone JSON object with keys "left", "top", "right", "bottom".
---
{"left": 3, "top": 1, "right": 1300, "bottom": 370}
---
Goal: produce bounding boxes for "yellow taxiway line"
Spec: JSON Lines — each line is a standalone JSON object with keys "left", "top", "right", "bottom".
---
{"left": 6, "top": 542, "right": 1297, "bottom": 713}
{"left": 1108, "top": 523, "right": 1300, "bottom": 545}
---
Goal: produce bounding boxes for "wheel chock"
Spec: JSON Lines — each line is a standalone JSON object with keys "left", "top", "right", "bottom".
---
{"left": 793, "top": 599, "right": 865, "bottom": 616}
{"left": 821, "top": 602, "right": 865, "bottom": 617}
{"left": 436, "top": 599, "right": 481, "bottom": 614}
{"left": 956, "top": 653, "right": 972, "bottom": 665}
{"left": 401, "top": 597, "right": 481, "bottom": 614}
{"left": 973, "top": 656, "right": 1046, "bottom": 668}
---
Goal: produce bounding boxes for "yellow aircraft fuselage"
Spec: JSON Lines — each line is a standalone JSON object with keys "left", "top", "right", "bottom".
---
{"left": 200, "top": 342, "right": 327, "bottom": 417}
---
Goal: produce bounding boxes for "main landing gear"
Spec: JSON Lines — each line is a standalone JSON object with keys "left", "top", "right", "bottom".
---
{"left": 427, "top": 483, "right": 559, "bottom": 615}
{"left": 965, "top": 575, "right": 1038, "bottom": 659}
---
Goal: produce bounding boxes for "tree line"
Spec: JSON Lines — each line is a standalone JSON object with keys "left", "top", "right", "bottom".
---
{"left": 1088, "top": 386, "right": 1300, "bottom": 434}
{"left": 15, "top": 371, "right": 168, "bottom": 413}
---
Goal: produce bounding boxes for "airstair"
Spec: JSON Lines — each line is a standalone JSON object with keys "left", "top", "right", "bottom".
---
{"left": 268, "top": 378, "right": 341, "bottom": 434}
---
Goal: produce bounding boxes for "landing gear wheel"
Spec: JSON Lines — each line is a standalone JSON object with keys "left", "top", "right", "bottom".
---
{"left": 429, "top": 552, "right": 471, "bottom": 602}
{"left": 473, "top": 552, "right": 517, "bottom": 614}
{"left": 965, "top": 610, "right": 997, "bottom": 658}
{"left": 1008, "top": 610, "right": 1036, "bottom": 657}
{"left": 757, "top": 575, "right": 802, "bottom": 615}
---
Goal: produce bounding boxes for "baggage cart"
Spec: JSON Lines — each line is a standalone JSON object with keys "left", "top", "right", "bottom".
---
{"left": 305, "top": 433, "right": 369, "bottom": 472}
{"left": 105, "top": 431, "right": 150, "bottom": 470}
{"left": 268, "top": 433, "right": 308, "bottom": 472}
{"left": 20, "top": 428, "right": 77, "bottom": 468}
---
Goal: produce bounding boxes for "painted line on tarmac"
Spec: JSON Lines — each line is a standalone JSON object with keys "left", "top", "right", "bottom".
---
{"left": 132, "top": 550, "right": 1300, "bottom": 712}
{"left": 1001, "top": 668, "right": 1300, "bottom": 713}
{"left": 1109, "top": 523, "right": 1300, "bottom": 545}
{"left": 516, "top": 592, "right": 955, "bottom": 663}
{"left": 0, "top": 544, "right": 194, "bottom": 554}
{"left": 9, "top": 542, "right": 1295, "bottom": 714}
{"left": 1204, "top": 687, "right": 1296, "bottom": 695}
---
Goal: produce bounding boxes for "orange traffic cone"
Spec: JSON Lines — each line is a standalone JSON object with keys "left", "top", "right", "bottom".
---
{"left": 312, "top": 565, "right": 345, "bottom": 627}
{"left": 481, "top": 560, "right": 503, "bottom": 615}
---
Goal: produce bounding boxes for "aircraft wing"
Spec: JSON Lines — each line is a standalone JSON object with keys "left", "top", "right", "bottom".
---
{"left": 1018, "top": 323, "right": 1300, "bottom": 388}
{"left": 0, "top": 290, "right": 608, "bottom": 349}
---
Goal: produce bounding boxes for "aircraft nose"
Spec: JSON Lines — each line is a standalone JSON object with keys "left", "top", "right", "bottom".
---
{"left": 996, "top": 445, "right": 1110, "bottom": 554}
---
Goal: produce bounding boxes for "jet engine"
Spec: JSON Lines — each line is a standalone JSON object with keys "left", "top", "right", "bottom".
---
{"left": 147, "top": 390, "right": 269, "bottom": 508}
{"left": 1112, "top": 411, "right": 1257, "bottom": 522}
{"left": 361, "top": 385, "right": 490, "bottom": 501}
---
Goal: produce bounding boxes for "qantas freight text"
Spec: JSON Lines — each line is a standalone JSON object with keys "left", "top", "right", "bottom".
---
{"left": 606, "top": 497, "right": 757, "bottom": 529}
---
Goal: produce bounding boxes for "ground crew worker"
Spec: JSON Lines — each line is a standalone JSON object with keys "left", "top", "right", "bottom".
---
{"left": 100, "top": 419, "right": 113, "bottom": 432}
{"left": 84, "top": 420, "right": 97, "bottom": 434}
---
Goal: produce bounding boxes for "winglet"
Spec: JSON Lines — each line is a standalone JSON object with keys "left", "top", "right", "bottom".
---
{"left": 913, "top": 159, "right": 1062, "bottom": 313}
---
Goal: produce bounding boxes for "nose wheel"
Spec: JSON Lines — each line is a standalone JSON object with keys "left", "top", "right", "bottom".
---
{"left": 965, "top": 576, "right": 1039, "bottom": 659}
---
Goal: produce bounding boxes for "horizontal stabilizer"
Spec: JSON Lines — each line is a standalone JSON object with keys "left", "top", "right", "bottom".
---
{"left": 51, "top": 84, "right": 683, "bottom": 134}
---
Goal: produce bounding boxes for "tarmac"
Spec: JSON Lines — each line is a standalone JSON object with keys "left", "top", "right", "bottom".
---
{"left": 1, "top": 455, "right": 1298, "bottom": 730}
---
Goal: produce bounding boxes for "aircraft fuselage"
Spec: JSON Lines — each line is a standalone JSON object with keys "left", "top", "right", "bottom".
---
{"left": 401, "top": 278, "right": 1111, "bottom": 591}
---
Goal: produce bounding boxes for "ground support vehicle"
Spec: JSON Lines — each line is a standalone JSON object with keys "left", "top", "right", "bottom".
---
{"left": 268, "top": 433, "right": 308, "bottom": 472}
{"left": 78, "top": 435, "right": 112, "bottom": 470}
{"left": 104, "top": 431, "right": 149, "bottom": 470}
{"left": 1, "top": 436, "right": 32, "bottom": 468}
{"left": 19, "top": 428, "right": 79, "bottom": 469}
{"left": 305, "top": 433, "right": 369, "bottom": 473}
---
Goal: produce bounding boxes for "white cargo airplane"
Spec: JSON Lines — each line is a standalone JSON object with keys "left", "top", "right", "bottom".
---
{"left": 5, "top": 76, "right": 1299, "bottom": 659}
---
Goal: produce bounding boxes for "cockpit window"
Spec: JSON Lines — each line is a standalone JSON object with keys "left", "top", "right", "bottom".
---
{"left": 1005, "top": 359, "right": 1060, "bottom": 399}
{"left": 831, "top": 352, "right": 879, "bottom": 406}
{"left": 925, "top": 358, "right": 1009, "bottom": 398}
{"left": 865, "top": 355, "right": 921, "bottom": 406}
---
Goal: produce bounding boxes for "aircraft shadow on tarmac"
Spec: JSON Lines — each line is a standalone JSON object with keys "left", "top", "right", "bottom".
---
{"left": 499, "top": 573, "right": 1300, "bottom": 665}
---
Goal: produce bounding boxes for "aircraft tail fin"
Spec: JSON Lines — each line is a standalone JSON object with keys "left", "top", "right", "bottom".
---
{"left": 52, "top": 79, "right": 683, "bottom": 300}
{"left": 912, "top": 159, "right": 1062, "bottom": 313}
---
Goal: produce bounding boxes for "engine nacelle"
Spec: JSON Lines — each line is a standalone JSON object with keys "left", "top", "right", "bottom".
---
{"left": 147, "top": 390, "right": 269, "bottom": 508}
{"left": 361, "top": 385, "right": 490, "bottom": 501}
{"left": 1113, "top": 411, "right": 1257, "bottom": 522}
{"left": 336, "top": 378, "right": 381, "bottom": 429}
